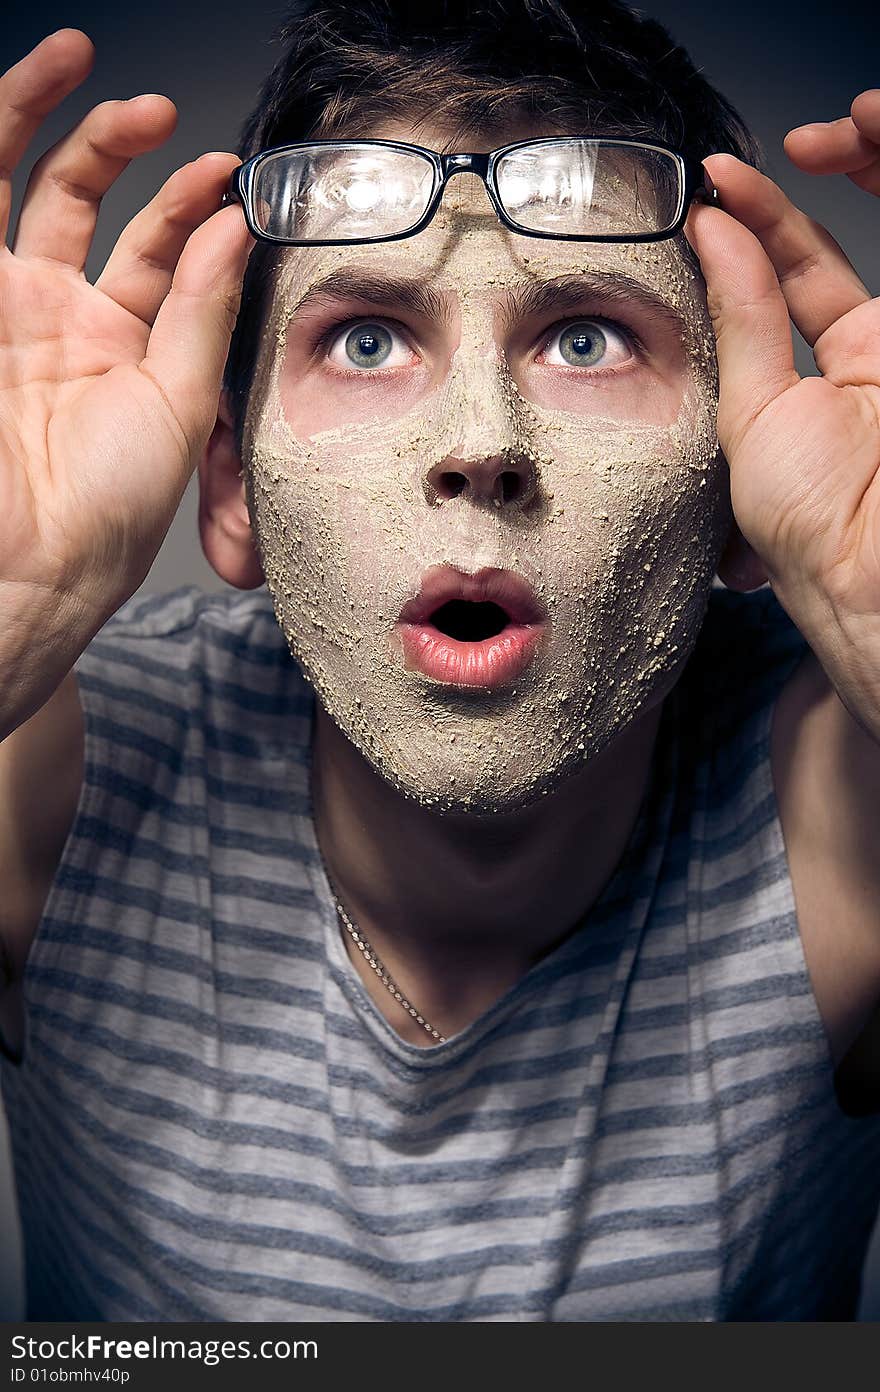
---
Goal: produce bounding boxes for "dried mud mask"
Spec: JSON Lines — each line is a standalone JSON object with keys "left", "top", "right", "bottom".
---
{"left": 241, "top": 180, "right": 731, "bottom": 812}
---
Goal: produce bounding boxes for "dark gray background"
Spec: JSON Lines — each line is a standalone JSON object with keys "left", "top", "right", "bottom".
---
{"left": 0, "top": 0, "right": 877, "bottom": 1319}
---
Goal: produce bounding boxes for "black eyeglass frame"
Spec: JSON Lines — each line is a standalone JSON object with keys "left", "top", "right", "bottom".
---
{"left": 223, "top": 136, "right": 719, "bottom": 247}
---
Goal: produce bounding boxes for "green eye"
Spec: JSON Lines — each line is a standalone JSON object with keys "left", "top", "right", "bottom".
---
{"left": 557, "top": 321, "right": 607, "bottom": 367}
{"left": 344, "top": 323, "right": 393, "bottom": 368}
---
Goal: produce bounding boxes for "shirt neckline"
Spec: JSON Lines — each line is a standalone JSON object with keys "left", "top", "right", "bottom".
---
{"left": 295, "top": 689, "right": 680, "bottom": 1068}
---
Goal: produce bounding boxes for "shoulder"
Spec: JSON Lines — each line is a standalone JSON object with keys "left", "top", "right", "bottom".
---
{"left": 96, "top": 583, "right": 287, "bottom": 656}
{"left": 67, "top": 586, "right": 316, "bottom": 839}
{"left": 76, "top": 584, "right": 311, "bottom": 724}
{"left": 2, "top": 586, "right": 316, "bottom": 1058}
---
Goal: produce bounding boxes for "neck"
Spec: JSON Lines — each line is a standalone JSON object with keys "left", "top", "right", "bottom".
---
{"left": 311, "top": 699, "right": 663, "bottom": 1045}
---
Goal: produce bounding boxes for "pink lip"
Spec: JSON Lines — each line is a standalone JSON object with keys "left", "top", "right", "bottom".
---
{"left": 396, "top": 566, "right": 548, "bottom": 690}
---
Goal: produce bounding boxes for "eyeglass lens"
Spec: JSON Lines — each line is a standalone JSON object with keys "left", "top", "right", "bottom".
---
{"left": 251, "top": 145, "right": 436, "bottom": 241}
{"left": 494, "top": 140, "right": 681, "bottom": 236}
{"left": 249, "top": 140, "right": 683, "bottom": 243}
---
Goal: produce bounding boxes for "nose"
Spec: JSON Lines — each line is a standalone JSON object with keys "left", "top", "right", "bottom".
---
{"left": 424, "top": 449, "right": 538, "bottom": 508}
{"left": 421, "top": 346, "right": 540, "bottom": 511}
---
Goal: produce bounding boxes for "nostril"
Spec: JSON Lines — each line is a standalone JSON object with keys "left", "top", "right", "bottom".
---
{"left": 436, "top": 471, "right": 467, "bottom": 500}
{"left": 424, "top": 457, "right": 538, "bottom": 508}
{"left": 499, "top": 471, "right": 522, "bottom": 504}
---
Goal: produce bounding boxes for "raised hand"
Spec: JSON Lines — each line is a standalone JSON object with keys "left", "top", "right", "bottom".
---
{"left": 0, "top": 30, "right": 252, "bottom": 735}
{"left": 684, "top": 90, "right": 880, "bottom": 741}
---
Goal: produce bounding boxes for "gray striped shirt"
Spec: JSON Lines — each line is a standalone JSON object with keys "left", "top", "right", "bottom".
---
{"left": 3, "top": 584, "right": 880, "bottom": 1320}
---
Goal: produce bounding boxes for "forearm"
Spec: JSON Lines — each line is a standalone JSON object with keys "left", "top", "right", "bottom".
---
{"left": 773, "top": 646, "right": 880, "bottom": 1064}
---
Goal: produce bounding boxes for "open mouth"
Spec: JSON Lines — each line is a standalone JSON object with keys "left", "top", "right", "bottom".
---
{"left": 396, "top": 567, "right": 547, "bottom": 689}
{"left": 428, "top": 600, "right": 511, "bottom": 643}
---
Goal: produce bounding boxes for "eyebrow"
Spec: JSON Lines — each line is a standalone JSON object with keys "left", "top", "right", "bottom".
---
{"left": 286, "top": 265, "right": 688, "bottom": 333}
{"left": 288, "top": 268, "right": 453, "bottom": 325}
{"left": 498, "top": 272, "right": 688, "bottom": 334}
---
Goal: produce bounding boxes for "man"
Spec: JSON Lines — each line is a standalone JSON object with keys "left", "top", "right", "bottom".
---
{"left": 1, "top": 0, "right": 879, "bottom": 1320}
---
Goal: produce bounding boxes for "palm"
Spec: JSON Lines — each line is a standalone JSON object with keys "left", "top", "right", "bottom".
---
{"left": 731, "top": 360, "right": 880, "bottom": 608}
{"left": 1, "top": 252, "right": 164, "bottom": 588}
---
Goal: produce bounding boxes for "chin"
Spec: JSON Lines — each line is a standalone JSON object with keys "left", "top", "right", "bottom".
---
{"left": 365, "top": 758, "right": 562, "bottom": 817}
{"left": 353, "top": 749, "right": 581, "bottom": 817}
{"left": 320, "top": 683, "right": 658, "bottom": 819}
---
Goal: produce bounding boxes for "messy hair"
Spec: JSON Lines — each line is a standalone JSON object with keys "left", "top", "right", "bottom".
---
{"left": 224, "top": 0, "right": 764, "bottom": 444}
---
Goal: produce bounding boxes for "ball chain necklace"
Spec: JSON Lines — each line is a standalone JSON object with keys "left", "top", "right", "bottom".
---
{"left": 332, "top": 896, "right": 447, "bottom": 1044}
{"left": 310, "top": 770, "right": 446, "bottom": 1043}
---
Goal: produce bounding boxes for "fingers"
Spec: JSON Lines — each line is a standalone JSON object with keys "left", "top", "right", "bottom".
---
{"left": 12, "top": 92, "right": 177, "bottom": 270}
{"left": 139, "top": 204, "right": 254, "bottom": 468}
{"left": 95, "top": 152, "right": 241, "bottom": 325}
{"left": 784, "top": 89, "right": 880, "bottom": 195}
{"left": 811, "top": 295, "right": 880, "bottom": 389}
{"left": 683, "top": 201, "right": 799, "bottom": 459}
{"left": 700, "top": 153, "right": 871, "bottom": 349}
{"left": 852, "top": 89, "right": 880, "bottom": 143}
{"left": 0, "top": 29, "right": 94, "bottom": 241}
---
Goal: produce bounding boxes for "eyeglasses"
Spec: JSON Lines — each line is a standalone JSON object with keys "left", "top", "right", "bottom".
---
{"left": 224, "top": 136, "right": 719, "bottom": 247}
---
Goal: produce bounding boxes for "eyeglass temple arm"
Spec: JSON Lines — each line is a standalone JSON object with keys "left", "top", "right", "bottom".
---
{"left": 221, "top": 164, "right": 246, "bottom": 210}
{"left": 693, "top": 184, "right": 721, "bottom": 207}
{"left": 692, "top": 161, "right": 721, "bottom": 209}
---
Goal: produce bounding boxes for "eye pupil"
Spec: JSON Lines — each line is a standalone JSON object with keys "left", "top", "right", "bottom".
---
{"left": 344, "top": 322, "right": 393, "bottom": 368}
{"left": 570, "top": 332, "right": 593, "bottom": 355}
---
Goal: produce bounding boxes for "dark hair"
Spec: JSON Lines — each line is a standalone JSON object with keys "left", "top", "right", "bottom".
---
{"left": 224, "top": 0, "right": 764, "bottom": 444}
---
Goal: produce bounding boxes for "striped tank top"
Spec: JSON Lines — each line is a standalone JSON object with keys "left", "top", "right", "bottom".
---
{"left": 3, "top": 584, "right": 880, "bottom": 1321}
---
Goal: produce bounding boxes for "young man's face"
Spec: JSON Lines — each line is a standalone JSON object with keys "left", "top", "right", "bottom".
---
{"left": 240, "top": 123, "right": 731, "bottom": 813}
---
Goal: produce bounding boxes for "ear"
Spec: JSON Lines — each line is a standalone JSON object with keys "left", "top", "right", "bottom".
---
{"left": 198, "top": 391, "right": 265, "bottom": 590}
{"left": 716, "top": 515, "right": 769, "bottom": 592}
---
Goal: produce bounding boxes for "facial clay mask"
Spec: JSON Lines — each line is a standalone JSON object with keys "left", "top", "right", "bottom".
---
{"left": 241, "top": 175, "right": 730, "bottom": 813}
